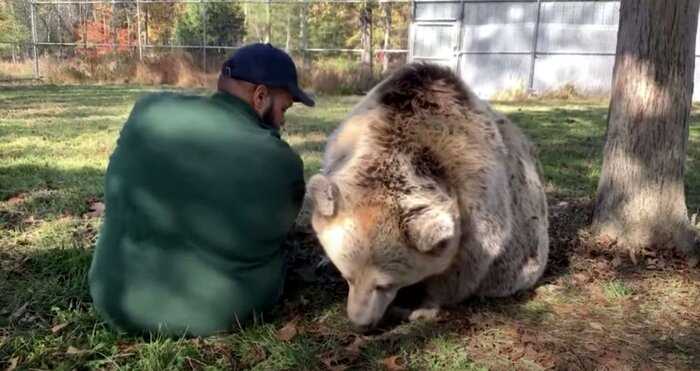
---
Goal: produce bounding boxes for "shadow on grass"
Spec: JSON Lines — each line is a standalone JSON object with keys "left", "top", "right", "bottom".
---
{"left": 0, "top": 165, "right": 105, "bottom": 219}
{"left": 0, "top": 84, "right": 160, "bottom": 108}
{"left": 2, "top": 89, "right": 700, "bottom": 368}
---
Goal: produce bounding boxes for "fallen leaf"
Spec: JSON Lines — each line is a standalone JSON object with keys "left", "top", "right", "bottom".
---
{"left": 51, "top": 323, "right": 69, "bottom": 334}
{"left": 5, "top": 357, "right": 18, "bottom": 371}
{"left": 511, "top": 349, "right": 525, "bottom": 361}
{"left": 583, "top": 342, "right": 599, "bottom": 353}
{"left": 85, "top": 201, "right": 105, "bottom": 218}
{"left": 306, "top": 322, "right": 335, "bottom": 337}
{"left": 116, "top": 342, "right": 139, "bottom": 354}
{"left": 344, "top": 335, "right": 366, "bottom": 355}
{"left": 589, "top": 322, "right": 603, "bottom": 331}
{"left": 320, "top": 351, "right": 349, "bottom": 371}
{"left": 241, "top": 345, "right": 267, "bottom": 366}
{"left": 7, "top": 194, "right": 25, "bottom": 205}
{"left": 520, "top": 331, "right": 538, "bottom": 344}
{"left": 381, "top": 355, "right": 406, "bottom": 371}
{"left": 66, "top": 346, "right": 87, "bottom": 355}
{"left": 276, "top": 319, "right": 299, "bottom": 341}
{"left": 572, "top": 273, "right": 588, "bottom": 284}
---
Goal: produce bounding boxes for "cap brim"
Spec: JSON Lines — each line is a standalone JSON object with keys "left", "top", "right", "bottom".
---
{"left": 288, "top": 84, "right": 315, "bottom": 107}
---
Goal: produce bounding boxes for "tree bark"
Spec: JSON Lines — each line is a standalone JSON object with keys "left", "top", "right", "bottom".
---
{"left": 592, "top": 0, "right": 700, "bottom": 257}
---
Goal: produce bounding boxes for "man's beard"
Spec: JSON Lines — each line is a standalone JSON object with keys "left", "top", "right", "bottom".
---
{"left": 261, "top": 98, "right": 277, "bottom": 128}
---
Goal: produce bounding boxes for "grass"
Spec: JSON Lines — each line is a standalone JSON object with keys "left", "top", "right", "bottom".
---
{"left": 1, "top": 84, "right": 700, "bottom": 370}
{"left": 602, "top": 280, "right": 634, "bottom": 300}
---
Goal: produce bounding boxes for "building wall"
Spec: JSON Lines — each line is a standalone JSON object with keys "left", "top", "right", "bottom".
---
{"left": 410, "top": 0, "right": 699, "bottom": 100}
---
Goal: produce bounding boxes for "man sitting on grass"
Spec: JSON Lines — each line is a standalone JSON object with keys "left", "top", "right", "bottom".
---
{"left": 88, "top": 43, "right": 314, "bottom": 336}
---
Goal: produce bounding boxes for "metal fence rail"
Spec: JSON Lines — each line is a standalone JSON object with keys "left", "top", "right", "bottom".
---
{"left": 408, "top": 0, "right": 629, "bottom": 97}
{"left": 1, "top": 0, "right": 411, "bottom": 80}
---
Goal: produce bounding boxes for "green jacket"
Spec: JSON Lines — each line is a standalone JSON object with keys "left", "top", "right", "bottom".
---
{"left": 89, "top": 91, "right": 305, "bottom": 337}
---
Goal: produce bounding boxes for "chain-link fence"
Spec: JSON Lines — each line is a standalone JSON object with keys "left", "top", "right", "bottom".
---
{"left": 0, "top": 0, "right": 411, "bottom": 92}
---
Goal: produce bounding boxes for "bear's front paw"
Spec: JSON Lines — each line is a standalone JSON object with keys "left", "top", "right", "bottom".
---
{"left": 408, "top": 307, "right": 441, "bottom": 322}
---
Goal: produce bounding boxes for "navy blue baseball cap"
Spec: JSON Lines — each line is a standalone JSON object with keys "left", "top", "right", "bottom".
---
{"left": 222, "top": 43, "right": 315, "bottom": 107}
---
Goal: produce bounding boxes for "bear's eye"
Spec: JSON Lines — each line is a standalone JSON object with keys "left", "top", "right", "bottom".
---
{"left": 427, "top": 239, "right": 450, "bottom": 256}
{"left": 375, "top": 284, "right": 395, "bottom": 292}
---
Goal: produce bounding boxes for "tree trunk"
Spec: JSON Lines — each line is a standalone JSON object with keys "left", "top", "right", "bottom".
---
{"left": 360, "top": 1, "right": 373, "bottom": 91}
{"left": 592, "top": 0, "right": 700, "bottom": 257}
{"left": 382, "top": 1, "right": 391, "bottom": 74}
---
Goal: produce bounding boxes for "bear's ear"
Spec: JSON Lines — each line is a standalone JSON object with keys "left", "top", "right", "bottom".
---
{"left": 404, "top": 206, "right": 457, "bottom": 254}
{"left": 307, "top": 175, "right": 340, "bottom": 217}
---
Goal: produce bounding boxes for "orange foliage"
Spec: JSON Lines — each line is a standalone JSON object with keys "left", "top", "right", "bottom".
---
{"left": 73, "top": 4, "right": 134, "bottom": 59}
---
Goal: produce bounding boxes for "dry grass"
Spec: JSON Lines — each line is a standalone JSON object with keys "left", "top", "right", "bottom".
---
{"left": 491, "top": 82, "right": 609, "bottom": 102}
{"left": 491, "top": 82, "right": 532, "bottom": 102}
{"left": 1, "top": 53, "right": 377, "bottom": 94}
{"left": 0, "top": 60, "right": 33, "bottom": 80}
{"left": 0, "top": 53, "right": 218, "bottom": 88}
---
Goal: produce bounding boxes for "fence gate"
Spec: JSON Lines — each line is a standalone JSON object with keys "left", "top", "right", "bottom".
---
{"left": 410, "top": 0, "right": 623, "bottom": 98}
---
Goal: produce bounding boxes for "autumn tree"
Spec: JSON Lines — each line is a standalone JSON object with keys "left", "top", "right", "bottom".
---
{"left": 174, "top": 2, "right": 246, "bottom": 49}
{"left": 0, "top": 0, "right": 28, "bottom": 61}
{"left": 592, "top": 0, "right": 700, "bottom": 262}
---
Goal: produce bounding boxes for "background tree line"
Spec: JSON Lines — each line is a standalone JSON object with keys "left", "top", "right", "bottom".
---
{"left": 0, "top": 0, "right": 410, "bottom": 75}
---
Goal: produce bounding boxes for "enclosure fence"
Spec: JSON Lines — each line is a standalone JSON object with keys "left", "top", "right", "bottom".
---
{"left": 411, "top": 0, "right": 700, "bottom": 99}
{"left": 4, "top": 0, "right": 700, "bottom": 98}
{"left": 0, "top": 0, "right": 413, "bottom": 84}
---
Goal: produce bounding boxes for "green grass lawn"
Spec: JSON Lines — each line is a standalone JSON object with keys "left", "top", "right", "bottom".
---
{"left": 1, "top": 84, "right": 699, "bottom": 370}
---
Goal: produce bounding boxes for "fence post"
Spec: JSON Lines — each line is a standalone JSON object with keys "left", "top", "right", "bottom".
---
{"left": 201, "top": 0, "right": 207, "bottom": 72}
{"left": 266, "top": 0, "right": 272, "bottom": 43}
{"left": 300, "top": 1, "right": 309, "bottom": 80}
{"left": 381, "top": 0, "right": 391, "bottom": 74}
{"left": 82, "top": 3, "right": 88, "bottom": 51}
{"left": 528, "top": 0, "right": 543, "bottom": 93}
{"left": 360, "top": 0, "right": 373, "bottom": 90}
{"left": 29, "top": 0, "right": 39, "bottom": 79}
{"left": 454, "top": 0, "right": 466, "bottom": 75}
{"left": 407, "top": 0, "right": 415, "bottom": 62}
{"left": 136, "top": 0, "right": 143, "bottom": 61}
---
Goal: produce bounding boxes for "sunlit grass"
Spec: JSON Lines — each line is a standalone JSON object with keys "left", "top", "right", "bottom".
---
{"left": 1, "top": 85, "right": 699, "bottom": 370}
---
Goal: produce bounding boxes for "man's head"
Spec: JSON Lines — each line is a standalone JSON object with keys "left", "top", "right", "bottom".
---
{"left": 217, "top": 43, "right": 314, "bottom": 129}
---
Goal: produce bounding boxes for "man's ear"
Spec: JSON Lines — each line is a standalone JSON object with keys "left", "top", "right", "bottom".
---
{"left": 252, "top": 84, "right": 270, "bottom": 113}
{"left": 307, "top": 174, "right": 339, "bottom": 217}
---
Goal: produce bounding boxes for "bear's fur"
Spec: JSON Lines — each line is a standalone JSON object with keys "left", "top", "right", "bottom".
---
{"left": 307, "top": 63, "right": 549, "bottom": 329}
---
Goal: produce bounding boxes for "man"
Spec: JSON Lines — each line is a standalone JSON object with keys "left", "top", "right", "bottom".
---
{"left": 88, "top": 43, "right": 314, "bottom": 337}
